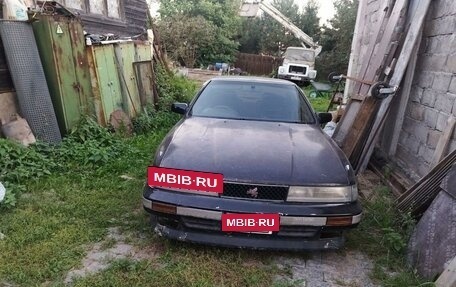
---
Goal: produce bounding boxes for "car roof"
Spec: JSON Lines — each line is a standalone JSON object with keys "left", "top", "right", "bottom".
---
{"left": 209, "top": 76, "right": 296, "bottom": 86}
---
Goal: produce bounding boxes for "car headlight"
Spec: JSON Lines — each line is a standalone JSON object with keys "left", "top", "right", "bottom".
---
{"left": 278, "top": 66, "right": 285, "bottom": 74}
{"left": 308, "top": 70, "right": 317, "bottom": 79}
{"left": 287, "top": 185, "right": 358, "bottom": 203}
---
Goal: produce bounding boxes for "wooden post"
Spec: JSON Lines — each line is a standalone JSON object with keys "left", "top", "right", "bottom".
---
{"left": 343, "top": 0, "right": 367, "bottom": 103}
{"left": 357, "top": 0, "right": 433, "bottom": 174}
{"left": 332, "top": 0, "right": 403, "bottom": 146}
{"left": 436, "top": 256, "right": 456, "bottom": 287}
{"left": 430, "top": 116, "right": 456, "bottom": 169}
{"left": 384, "top": 25, "right": 423, "bottom": 157}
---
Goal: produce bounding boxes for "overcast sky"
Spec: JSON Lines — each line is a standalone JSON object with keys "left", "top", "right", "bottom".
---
{"left": 264, "top": 0, "right": 336, "bottom": 24}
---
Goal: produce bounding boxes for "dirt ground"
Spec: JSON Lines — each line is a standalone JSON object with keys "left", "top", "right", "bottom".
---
{"left": 63, "top": 171, "right": 381, "bottom": 287}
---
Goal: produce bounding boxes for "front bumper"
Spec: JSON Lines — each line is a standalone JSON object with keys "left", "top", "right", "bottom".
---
{"left": 278, "top": 74, "right": 313, "bottom": 82}
{"left": 143, "top": 187, "right": 362, "bottom": 250}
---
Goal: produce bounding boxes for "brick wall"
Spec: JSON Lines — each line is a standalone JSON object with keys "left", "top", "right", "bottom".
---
{"left": 349, "top": 0, "right": 456, "bottom": 181}
{"left": 393, "top": 0, "right": 456, "bottom": 180}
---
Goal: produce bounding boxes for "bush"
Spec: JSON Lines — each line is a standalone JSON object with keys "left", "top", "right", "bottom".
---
{"left": 155, "top": 65, "right": 198, "bottom": 110}
{"left": 0, "top": 140, "right": 54, "bottom": 209}
{"left": 133, "top": 64, "right": 198, "bottom": 134}
{"left": 0, "top": 117, "right": 128, "bottom": 210}
{"left": 1, "top": 64, "right": 199, "bottom": 210}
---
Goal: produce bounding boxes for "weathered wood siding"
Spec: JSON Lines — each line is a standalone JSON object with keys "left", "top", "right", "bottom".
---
{"left": 81, "top": 0, "right": 148, "bottom": 36}
{"left": 234, "top": 53, "right": 283, "bottom": 76}
{"left": 350, "top": 0, "right": 456, "bottom": 181}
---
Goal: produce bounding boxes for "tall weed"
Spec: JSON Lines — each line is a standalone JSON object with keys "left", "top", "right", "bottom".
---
{"left": 133, "top": 65, "right": 198, "bottom": 134}
{"left": 1, "top": 64, "right": 198, "bottom": 210}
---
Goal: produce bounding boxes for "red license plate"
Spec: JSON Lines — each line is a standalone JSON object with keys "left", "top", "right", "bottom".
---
{"left": 147, "top": 166, "right": 223, "bottom": 193}
{"left": 221, "top": 213, "right": 280, "bottom": 233}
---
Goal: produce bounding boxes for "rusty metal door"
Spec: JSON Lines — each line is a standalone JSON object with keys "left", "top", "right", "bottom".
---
{"left": 32, "top": 15, "right": 93, "bottom": 133}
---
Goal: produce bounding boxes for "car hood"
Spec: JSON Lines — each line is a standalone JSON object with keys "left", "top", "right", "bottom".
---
{"left": 159, "top": 117, "right": 353, "bottom": 186}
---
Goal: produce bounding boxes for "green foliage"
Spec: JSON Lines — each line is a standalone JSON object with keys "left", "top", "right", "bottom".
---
{"left": 382, "top": 227, "right": 407, "bottom": 253}
{"left": 0, "top": 139, "right": 55, "bottom": 183}
{"left": 316, "top": 0, "right": 358, "bottom": 80}
{"left": 133, "top": 64, "right": 198, "bottom": 134}
{"left": 0, "top": 139, "right": 55, "bottom": 209}
{"left": 239, "top": 0, "right": 320, "bottom": 56}
{"left": 346, "top": 185, "right": 426, "bottom": 286}
{"left": 133, "top": 107, "right": 180, "bottom": 135}
{"left": 155, "top": 65, "right": 198, "bottom": 108}
{"left": 259, "top": 0, "right": 302, "bottom": 55}
{"left": 0, "top": 62, "right": 199, "bottom": 210}
{"left": 0, "top": 117, "right": 128, "bottom": 210}
{"left": 158, "top": 15, "right": 216, "bottom": 68}
{"left": 298, "top": 0, "right": 321, "bottom": 42}
{"left": 158, "top": 0, "right": 241, "bottom": 66}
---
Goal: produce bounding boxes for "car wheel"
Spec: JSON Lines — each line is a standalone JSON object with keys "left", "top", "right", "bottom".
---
{"left": 309, "top": 91, "right": 318, "bottom": 98}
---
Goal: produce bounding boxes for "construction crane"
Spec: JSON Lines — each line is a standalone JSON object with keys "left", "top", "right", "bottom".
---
{"left": 240, "top": 0, "right": 322, "bottom": 84}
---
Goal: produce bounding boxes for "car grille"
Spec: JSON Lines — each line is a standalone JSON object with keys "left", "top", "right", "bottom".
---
{"left": 222, "top": 183, "right": 289, "bottom": 201}
{"left": 181, "top": 216, "right": 220, "bottom": 231}
{"left": 289, "top": 65, "right": 307, "bottom": 74}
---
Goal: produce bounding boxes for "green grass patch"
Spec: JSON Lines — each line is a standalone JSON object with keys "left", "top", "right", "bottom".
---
{"left": 302, "top": 86, "right": 331, "bottom": 113}
{"left": 0, "top": 123, "right": 283, "bottom": 286}
{"left": 70, "top": 245, "right": 278, "bottom": 287}
{"left": 0, "top": 71, "right": 431, "bottom": 286}
{"left": 347, "top": 186, "right": 432, "bottom": 286}
{"left": 0, "top": 128, "right": 166, "bottom": 285}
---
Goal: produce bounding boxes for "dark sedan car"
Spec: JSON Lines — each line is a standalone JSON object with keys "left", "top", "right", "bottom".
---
{"left": 143, "top": 77, "right": 361, "bottom": 250}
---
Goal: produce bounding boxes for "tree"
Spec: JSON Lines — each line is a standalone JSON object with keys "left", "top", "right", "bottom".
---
{"left": 158, "top": 0, "right": 242, "bottom": 66}
{"left": 238, "top": 0, "right": 321, "bottom": 56}
{"left": 158, "top": 15, "right": 216, "bottom": 68}
{"left": 316, "top": 0, "right": 359, "bottom": 79}
{"left": 258, "top": 0, "right": 302, "bottom": 56}
{"left": 238, "top": 17, "right": 263, "bottom": 54}
{"left": 298, "top": 0, "right": 320, "bottom": 40}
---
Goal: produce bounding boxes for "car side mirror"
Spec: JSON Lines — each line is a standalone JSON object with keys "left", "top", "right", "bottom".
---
{"left": 171, "top": 102, "right": 188, "bottom": 114}
{"left": 318, "top": 112, "right": 332, "bottom": 124}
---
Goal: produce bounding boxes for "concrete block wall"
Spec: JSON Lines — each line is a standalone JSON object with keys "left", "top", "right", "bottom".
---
{"left": 393, "top": 0, "right": 456, "bottom": 180}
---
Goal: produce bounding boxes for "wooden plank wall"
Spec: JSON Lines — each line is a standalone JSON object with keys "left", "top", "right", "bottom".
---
{"left": 345, "top": 0, "right": 456, "bottom": 181}
{"left": 379, "top": 0, "right": 456, "bottom": 180}
{"left": 234, "top": 53, "right": 283, "bottom": 76}
{"left": 80, "top": 0, "right": 148, "bottom": 37}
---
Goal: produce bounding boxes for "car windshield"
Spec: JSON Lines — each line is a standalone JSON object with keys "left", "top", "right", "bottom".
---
{"left": 284, "top": 48, "right": 315, "bottom": 62}
{"left": 190, "top": 81, "right": 316, "bottom": 124}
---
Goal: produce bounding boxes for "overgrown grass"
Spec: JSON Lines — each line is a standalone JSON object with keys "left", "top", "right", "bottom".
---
{"left": 0, "top": 69, "right": 282, "bottom": 286}
{"left": 70, "top": 245, "right": 279, "bottom": 287}
{"left": 347, "top": 186, "right": 432, "bottom": 286}
{"left": 0, "top": 120, "right": 282, "bottom": 286}
{"left": 0, "top": 70, "right": 430, "bottom": 286}
{"left": 302, "top": 85, "right": 331, "bottom": 113}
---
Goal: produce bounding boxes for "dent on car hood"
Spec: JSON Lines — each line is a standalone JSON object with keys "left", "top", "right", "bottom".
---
{"left": 160, "top": 117, "right": 353, "bottom": 186}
